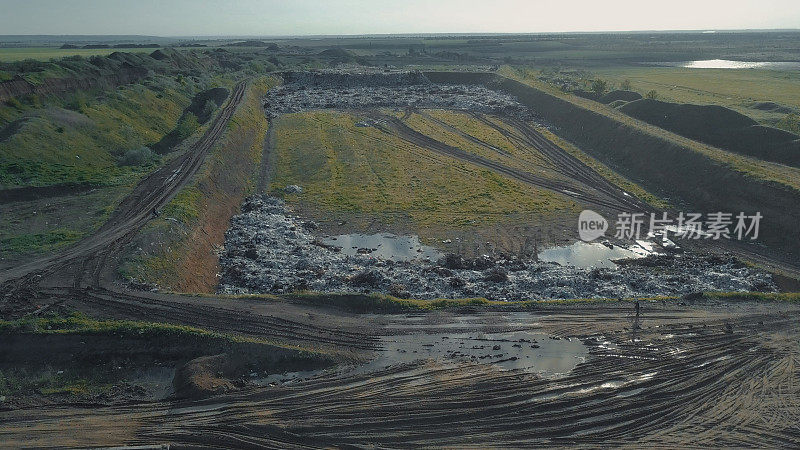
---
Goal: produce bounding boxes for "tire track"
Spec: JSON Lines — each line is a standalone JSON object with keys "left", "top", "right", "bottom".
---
{"left": 367, "top": 112, "right": 633, "bottom": 212}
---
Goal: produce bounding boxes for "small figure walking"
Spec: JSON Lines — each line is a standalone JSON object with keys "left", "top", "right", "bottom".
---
{"left": 633, "top": 301, "right": 641, "bottom": 330}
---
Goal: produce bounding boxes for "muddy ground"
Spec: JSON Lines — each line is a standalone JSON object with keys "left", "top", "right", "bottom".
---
{"left": 1, "top": 297, "right": 798, "bottom": 448}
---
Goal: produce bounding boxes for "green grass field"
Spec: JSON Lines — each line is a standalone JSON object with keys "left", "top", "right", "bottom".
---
{"left": 0, "top": 73, "right": 236, "bottom": 259}
{"left": 590, "top": 66, "right": 800, "bottom": 110}
{"left": 268, "top": 110, "right": 583, "bottom": 250}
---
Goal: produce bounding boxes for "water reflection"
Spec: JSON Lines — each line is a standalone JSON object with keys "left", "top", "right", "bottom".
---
{"left": 656, "top": 59, "right": 800, "bottom": 70}
{"left": 359, "top": 331, "right": 588, "bottom": 378}
{"left": 538, "top": 241, "right": 643, "bottom": 269}
{"left": 321, "top": 233, "right": 442, "bottom": 261}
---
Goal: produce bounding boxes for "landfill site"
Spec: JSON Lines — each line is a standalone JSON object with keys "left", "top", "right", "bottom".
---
{"left": 2, "top": 55, "right": 800, "bottom": 448}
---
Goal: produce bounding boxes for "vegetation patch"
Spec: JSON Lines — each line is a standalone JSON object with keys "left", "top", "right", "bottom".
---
{"left": 0, "top": 228, "right": 84, "bottom": 254}
{"left": 0, "top": 77, "right": 199, "bottom": 188}
{"left": 269, "top": 110, "right": 580, "bottom": 235}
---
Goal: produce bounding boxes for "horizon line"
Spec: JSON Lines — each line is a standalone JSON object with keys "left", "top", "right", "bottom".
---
{"left": 1, "top": 28, "right": 800, "bottom": 40}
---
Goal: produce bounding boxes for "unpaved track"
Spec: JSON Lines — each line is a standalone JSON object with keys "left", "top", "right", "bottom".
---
{"left": 418, "top": 110, "right": 652, "bottom": 213}
{"left": 50, "top": 286, "right": 378, "bottom": 354}
{"left": 1, "top": 302, "right": 797, "bottom": 448}
{"left": 0, "top": 81, "right": 248, "bottom": 289}
{"left": 485, "top": 114, "right": 652, "bottom": 213}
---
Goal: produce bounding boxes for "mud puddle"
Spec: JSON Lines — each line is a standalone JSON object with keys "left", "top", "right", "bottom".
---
{"left": 254, "top": 331, "right": 588, "bottom": 385}
{"left": 321, "top": 233, "right": 442, "bottom": 261}
{"left": 360, "top": 331, "right": 588, "bottom": 377}
{"left": 538, "top": 241, "right": 647, "bottom": 268}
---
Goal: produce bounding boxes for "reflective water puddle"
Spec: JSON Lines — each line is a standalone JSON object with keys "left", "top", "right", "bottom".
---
{"left": 321, "top": 232, "right": 442, "bottom": 261}
{"left": 358, "top": 331, "right": 588, "bottom": 378}
{"left": 538, "top": 241, "right": 645, "bottom": 269}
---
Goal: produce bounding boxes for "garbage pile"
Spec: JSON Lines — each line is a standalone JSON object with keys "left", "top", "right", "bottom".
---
{"left": 218, "top": 195, "right": 776, "bottom": 301}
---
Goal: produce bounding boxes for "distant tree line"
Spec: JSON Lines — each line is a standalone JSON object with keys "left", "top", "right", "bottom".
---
{"left": 60, "top": 43, "right": 161, "bottom": 49}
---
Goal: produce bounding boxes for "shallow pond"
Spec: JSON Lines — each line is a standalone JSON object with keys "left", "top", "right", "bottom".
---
{"left": 255, "top": 325, "right": 589, "bottom": 385}
{"left": 538, "top": 241, "right": 643, "bottom": 269}
{"left": 321, "top": 233, "right": 442, "bottom": 261}
{"left": 654, "top": 59, "right": 800, "bottom": 70}
{"left": 359, "top": 331, "right": 588, "bottom": 378}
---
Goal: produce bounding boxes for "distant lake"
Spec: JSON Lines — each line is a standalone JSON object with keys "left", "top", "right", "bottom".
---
{"left": 651, "top": 59, "right": 800, "bottom": 70}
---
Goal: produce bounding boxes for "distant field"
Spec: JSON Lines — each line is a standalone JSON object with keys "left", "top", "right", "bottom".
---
{"left": 0, "top": 47, "right": 157, "bottom": 62}
{"left": 591, "top": 66, "right": 800, "bottom": 112}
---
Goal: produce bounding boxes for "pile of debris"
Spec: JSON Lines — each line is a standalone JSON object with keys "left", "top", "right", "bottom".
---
{"left": 264, "top": 75, "right": 531, "bottom": 118}
{"left": 218, "top": 195, "right": 776, "bottom": 301}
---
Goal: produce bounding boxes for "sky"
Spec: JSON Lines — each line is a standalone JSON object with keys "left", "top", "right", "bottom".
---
{"left": 1, "top": 0, "right": 799, "bottom": 36}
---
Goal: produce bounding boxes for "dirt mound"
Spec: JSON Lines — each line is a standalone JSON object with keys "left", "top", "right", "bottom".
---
{"left": 173, "top": 353, "right": 239, "bottom": 399}
{"left": 571, "top": 89, "right": 600, "bottom": 101}
{"left": 620, "top": 99, "right": 756, "bottom": 130}
{"left": 318, "top": 47, "right": 356, "bottom": 60}
{"left": 599, "top": 90, "right": 642, "bottom": 104}
{"left": 149, "top": 49, "right": 168, "bottom": 60}
{"left": 619, "top": 99, "right": 800, "bottom": 167}
{"left": 225, "top": 40, "right": 280, "bottom": 50}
